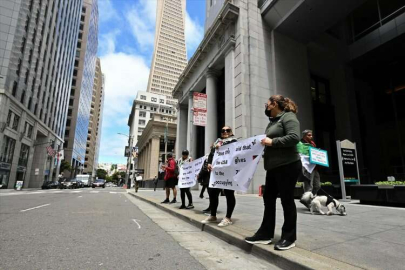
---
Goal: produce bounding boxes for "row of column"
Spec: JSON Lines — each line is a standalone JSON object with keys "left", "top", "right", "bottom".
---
{"left": 137, "top": 136, "right": 160, "bottom": 180}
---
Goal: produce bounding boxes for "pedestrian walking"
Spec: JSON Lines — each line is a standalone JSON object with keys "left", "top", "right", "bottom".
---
{"left": 297, "top": 130, "right": 321, "bottom": 208}
{"left": 177, "top": 150, "right": 194, "bottom": 209}
{"left": 153, "top": 175, "right": 158, "bottom": 191}
{"left": 201, "top": 126, "right": 238, "bottom": 227}
{"left": 161, "top": 153, "right": 177, "bottom": 204}
{"left": 245, "top": 95, "right": 301, "bottom": 251}
{"left": 197, "top": 156, "right": 211, "bottom": 213}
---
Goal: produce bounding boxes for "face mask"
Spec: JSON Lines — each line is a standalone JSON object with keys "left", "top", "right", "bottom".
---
{"left": 264, "top": 108, "right": 272, "bottom": 117}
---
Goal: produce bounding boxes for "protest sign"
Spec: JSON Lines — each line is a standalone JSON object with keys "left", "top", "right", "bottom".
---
{"left": 178, "top": 156, "right": 206, "bottom": 188}
{"left": 309, "top": 147, "right": 329, "bottom": 167}
{"left": 209, "top": 135, "right": 266, "bottom": 192}
{"left": 300, "top": 155, "right": 316, "bottom": 174}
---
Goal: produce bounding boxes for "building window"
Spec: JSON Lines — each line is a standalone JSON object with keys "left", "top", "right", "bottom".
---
{"left": 12, "top": 114, "right": 20, "bottom": 131}
{"left": 140, "top": 95, "right": 146, "bottom": 100}
{"left": 139, "top": 120, "right": 146, "bottom": 125}
{"left": 160, "top": 99, "right": 165, "bottom": 104}
{"left": 139, "top": 111, "right": 146, "bottom": 117}
{"left": 0, "top": 136, "right": 16, "bottom": 164}
{"left": 151, "top": 97, "right": 157, "bottom": 102}
{"left": 24, "top": 122, "right": 33, "bottom": 138}
{"left": 18, "top": 144, "right": 30, "bottom": 167}
{"left": 6, "top": 111, "right": 13, "bottom": 127}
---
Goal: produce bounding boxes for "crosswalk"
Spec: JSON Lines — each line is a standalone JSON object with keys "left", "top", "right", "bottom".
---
{"left": 0, "top": 189, "right": 126, "bottom": 197}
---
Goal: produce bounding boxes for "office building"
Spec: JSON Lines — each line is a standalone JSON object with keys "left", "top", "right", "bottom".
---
{"left": 173, "top": 0, "right": 405, "bottom": 193}
{"left": 63, "top": 0, "right": 99, "bottom": 178}
{"left": 0, "top": 0, "right": 82, "bottom": 188}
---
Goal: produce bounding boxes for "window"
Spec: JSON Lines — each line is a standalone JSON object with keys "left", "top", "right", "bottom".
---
{"left": 0, "top": 136, "right": 16, "bottom": 163}
{"left": 151, "top": 97, "right": 157, "bottom": 102}
{"left": 160, "top": 99, "right": 165, "bottom": 104}
{"left": 66, "top": 119, "right": 71, "bottom": 126}
{"left": 139, "top": 111, "right": 146, "bottom": 117}
{"left": 140, "top": 95, "right": 146, "bottom": 100}
{"left": 24, "top": 122, "right": 33, "bottom": 138}
{"left": 12, "top": 114, "right": 20, "bottom": 131}
{"left": 18, "top": 144, "right": 30, "bottom": 167}
{"left": 6, "top": 111, "right": 12, "bottom": 127}
{"left": 65, "top": 129, "right": 69, "bottom": 136}
{"left": 139, "top": 120, "right": 146, "bottom": 125}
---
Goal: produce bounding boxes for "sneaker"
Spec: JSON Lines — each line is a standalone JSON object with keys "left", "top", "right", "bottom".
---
{"left": 201, "top": 216, "right": 217, "bottom": 224}
{"left": 179, "top": 205, "right": 187, "bottom": 209}
{"left": 218, "top": 218, "right": 233, "bottom": 227}
{"left": 186, "top": 204, "right": 194, "bottom": 209}
{"left": 204, "top": 212, "right": 210, "bottom": 216}
{"left": 274, "top": 240, "right": 295, "bottom": 251}
{"left": 170, "top": 198, "right": 177, "bottom": 204}
{"left": 161, "top": 199, "right": 169, "bottom": 204}
{"left": 202, "top": 208, "right": 210, "bottom": 213}
{"left": 245, "top": 234, "right": 272, "bottom": 245}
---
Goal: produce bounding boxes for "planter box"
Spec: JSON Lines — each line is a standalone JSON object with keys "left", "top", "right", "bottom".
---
{"left": 351, "top": 185, "right": 405, "bottom": 205}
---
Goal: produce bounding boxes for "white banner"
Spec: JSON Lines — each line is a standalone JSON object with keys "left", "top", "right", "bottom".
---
{"left": 178, "top": 156, "right": 206, "bottom": 188}
{"left": 300, "top": 154, "right": 316, "bottom": 174}
{"left": 209, "top": 135, "right": 266, "bottom": 192}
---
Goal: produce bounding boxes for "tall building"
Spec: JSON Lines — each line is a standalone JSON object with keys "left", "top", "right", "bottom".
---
{"left": 146, "top": 0, "right": 187, "bottom": 104}
{"left": 0, "top": 0, "right": 82, "bottom": 188}
{"left": 173, "top": 0, "right": 405, "bottom": 193}
{"left": 63, "top": 0, "right": 99, "bottom": 178}
{"left": 83, "top": 58, "right": 104, "bottom": 179}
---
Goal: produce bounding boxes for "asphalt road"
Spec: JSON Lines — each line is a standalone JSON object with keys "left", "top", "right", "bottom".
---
{"left": 0, "top": 188, "right": 205, "bottom": 270}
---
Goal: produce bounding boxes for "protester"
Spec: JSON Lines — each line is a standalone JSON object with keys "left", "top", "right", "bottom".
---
{"left": 153, "top": 175, "right": 158, "bottom": 192}
{"left": 245, "top": 95, "right": 301, "bottom": 251}
{"left": 201, "top": 126, "right": 237, "bottom": 227}
{"left": 197, "top": 156, "right": 210, "bottom": 213}
{"left": 177, "top": 150, "right": 194, "bottom": 209}
{"left": 161, "top": 153, "right": 177, "bottom": 204}
{"left": 134, "top": 177, "right": 139, "bottom": 193}
{"left": 297, "top": 130, "right": 321, "bottom": 208}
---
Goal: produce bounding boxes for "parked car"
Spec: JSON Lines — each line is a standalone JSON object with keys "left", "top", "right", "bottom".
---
{"left": 92, "top": 179, "right": 105, "bottom": 188}
{"left": 60, "top": 179, "right": 79, "bottom": 189}
{"left": 41, "top": 181, "right": 61, "bottom": 189}
{"left": 76, "top": 180, "right": 84, "bottom": 188}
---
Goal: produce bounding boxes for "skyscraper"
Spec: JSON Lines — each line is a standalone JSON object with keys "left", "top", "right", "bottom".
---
{"left": 63, "top": 0, "right": 99, "bottom": 177}
{"left": 146, "top": 0, "right": 187, "bottom": 104}
{"left": 83, "top": 58, "right": 104, "bottom": 179}
{"left": 0, "top": 0, "right": 82, "bottom": 188}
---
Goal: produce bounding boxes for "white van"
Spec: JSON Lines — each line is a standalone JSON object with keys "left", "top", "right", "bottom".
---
{"left": 76, "top": 174, "right": 92, "bottom": 187}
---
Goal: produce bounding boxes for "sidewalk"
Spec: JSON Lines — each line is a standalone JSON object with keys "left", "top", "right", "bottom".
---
{"left": 128, "top": 189, "right": 405, "bottom": 270}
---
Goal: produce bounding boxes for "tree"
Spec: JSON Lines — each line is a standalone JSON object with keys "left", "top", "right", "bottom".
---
{"left": 60, "top": 160, "right": 71, "bottom": 172}
{"left": 96, "top": 169, "right": 107, "bottom": 179}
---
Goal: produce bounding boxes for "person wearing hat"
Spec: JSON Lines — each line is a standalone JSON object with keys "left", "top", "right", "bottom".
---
{"left": 297, "top": 130, "right": 321, "bottom": 206}
{"left": 177, "top": 150, "right": 194, "bottom": 209}
{"left": 161, "top": 153, "right": 177, "bottom": 204}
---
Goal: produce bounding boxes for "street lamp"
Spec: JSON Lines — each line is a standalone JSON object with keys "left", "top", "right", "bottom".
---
{"left": 117, "top": 133, "right": 133, "bottom": 189}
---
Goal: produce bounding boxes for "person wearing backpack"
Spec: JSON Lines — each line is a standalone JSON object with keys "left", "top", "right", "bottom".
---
{"left": 177, "top": 150, "right": 194, "bottom": 209}
{"left": 161, "top": 153, "right": 177, "bottom": 204}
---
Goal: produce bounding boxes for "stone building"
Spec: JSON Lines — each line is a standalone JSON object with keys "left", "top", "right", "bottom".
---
{"left": 173, "top": 0, "right": 405, "bottom": 193}
{"left": 0, "top": 0, "right": 82, "bottom": 188}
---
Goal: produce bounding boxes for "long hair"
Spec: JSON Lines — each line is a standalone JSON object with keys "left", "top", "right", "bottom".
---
{"left": 269, "top": 95, "right": 298, "bottom": 113}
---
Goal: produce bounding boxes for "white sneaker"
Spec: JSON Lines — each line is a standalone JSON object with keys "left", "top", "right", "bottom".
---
{"left": 218, "top": 218, "right": 233, "bottom": 227}
{"left": 201, "top": 216, "right": 217, "bottom": 224}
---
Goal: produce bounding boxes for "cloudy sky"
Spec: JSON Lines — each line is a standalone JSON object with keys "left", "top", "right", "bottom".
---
{"left": 97, "top": 0, "right": 205, "bottom": 164}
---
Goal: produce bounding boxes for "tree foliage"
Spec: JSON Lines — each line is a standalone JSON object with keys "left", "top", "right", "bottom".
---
{"left": 96, "top": 169, "right": 107, "bottom": 179}
{"left": 60, "top": 160, "right": 71, "bottom": 172}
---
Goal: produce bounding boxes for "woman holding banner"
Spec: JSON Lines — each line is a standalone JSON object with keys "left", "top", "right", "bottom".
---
{"left": 201, "top": 126, "right": 237, "bottom": 227}
{"left": 178, "top": 150, "right": 194, "bottom": 209}
{"left": 245, "top": 95, "right": 301, "bottom": 251}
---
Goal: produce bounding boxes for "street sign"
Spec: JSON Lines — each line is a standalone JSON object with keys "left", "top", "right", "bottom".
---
{"left": 337, "top": 139, "right": 361, "bottom": 201}
{"left": 193, "top": 92, "right": 207, "bottom": 126}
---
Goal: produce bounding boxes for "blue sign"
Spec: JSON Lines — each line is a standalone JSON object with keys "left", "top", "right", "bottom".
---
{"left": 309, "top": 147, "right": 329, "bottom": 167}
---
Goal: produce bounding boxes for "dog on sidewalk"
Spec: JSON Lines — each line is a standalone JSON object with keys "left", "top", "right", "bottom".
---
{"left": 301, "top": 192, "right": 347, "bottom": 216}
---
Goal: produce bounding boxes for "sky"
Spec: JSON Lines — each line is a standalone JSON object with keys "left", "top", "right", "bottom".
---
{"left": 97, "top": 0, "right": 206, "bottom": 165}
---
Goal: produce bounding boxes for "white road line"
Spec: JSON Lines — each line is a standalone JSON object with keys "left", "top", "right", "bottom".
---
{"left": 109, "top": 192, "right": 117, "bottom": 194}
{"left": 132, "top": 219, "right": 141, "bottom": 229}
{"left": 78, "top": 196, "right": 83, "bottom": 198}
{"left": 72, "top": 191, "right": 81, "bottom": 193}
{"left": 90, "top": 191, "right": 99, "bottom": 193}
{"left": 20, "top": 204, "right": 50, "bottom": 212}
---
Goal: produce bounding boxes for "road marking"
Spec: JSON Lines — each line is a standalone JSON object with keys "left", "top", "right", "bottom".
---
{"left": 78, "top": 196, "right": 83, "bottom": 198}
{"left": 109, "top": 192, "right": 117, "bottom": 194}
{"left": 72, "top": 191, "right": 81, "bottom": 193}
{"left": 20, "top": 204, "right": 50, "bottom": 212}
{"left": 132, "top": 219, "right": 141, "bottom": 229}
{"left": 90, "top": 191, "right": 99, "bottom": 193}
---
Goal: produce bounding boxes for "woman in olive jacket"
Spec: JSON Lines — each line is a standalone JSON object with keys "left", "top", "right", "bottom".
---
{"left": 245, "top": 95, "right": 302, "bottom": 251}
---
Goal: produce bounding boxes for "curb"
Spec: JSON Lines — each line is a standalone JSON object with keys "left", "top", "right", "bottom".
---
{"left": 128, "top": 192, "right": 363, "bottom": 270}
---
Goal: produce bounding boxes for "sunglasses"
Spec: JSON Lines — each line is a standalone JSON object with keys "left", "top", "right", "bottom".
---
{"left": 221, "top": 128, "right": 232, "bottom": 133}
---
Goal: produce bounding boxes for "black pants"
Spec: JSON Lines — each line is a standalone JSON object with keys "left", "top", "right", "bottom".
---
{"left": 200, "top": 185, "right": 207, "bottom": 197}
{"left": 180, "top": 188, "right": 192, "bottom": 206}
{"left": 257, "top": 160, "right": 301, "bottom": 242}
{"left": 209, "top": 188, "right": 235, "bottom": 218}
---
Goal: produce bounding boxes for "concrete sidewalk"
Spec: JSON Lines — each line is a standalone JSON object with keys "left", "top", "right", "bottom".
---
{"left": 128, "top": 189, "right": 405, "bottom": 270}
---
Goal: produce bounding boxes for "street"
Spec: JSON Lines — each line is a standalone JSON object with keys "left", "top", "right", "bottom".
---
{"left": 0, "top": 188, "right": 279, "bottom": 270}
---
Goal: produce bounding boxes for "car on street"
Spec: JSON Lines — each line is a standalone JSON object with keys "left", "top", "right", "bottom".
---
{"left": 92, "top": 179, "right": 105, "bottom": 188}
{"left": 60, "top": 179, "right": 79, "bottom": 189}
{"left": 41, "top": 181, "right": 61, "bottom": 189}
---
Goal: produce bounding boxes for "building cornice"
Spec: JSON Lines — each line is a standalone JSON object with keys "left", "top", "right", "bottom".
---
{"left": 172, "top": 1, "right": 239, "bottom": 99}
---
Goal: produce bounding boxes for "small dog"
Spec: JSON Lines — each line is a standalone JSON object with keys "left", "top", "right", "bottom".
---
{"left": 301, "top": 192, "right": 347, "bottom": 216}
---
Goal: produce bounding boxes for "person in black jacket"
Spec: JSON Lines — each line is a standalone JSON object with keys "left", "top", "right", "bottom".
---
{"left": 201, "top": 126, "right": 238, "bottom": 227}
{"left": 197, "top": 156, "right": 210, "bottom": 213}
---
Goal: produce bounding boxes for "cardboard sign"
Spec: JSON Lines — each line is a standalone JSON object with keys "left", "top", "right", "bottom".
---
{"left": 309, "top": 147, "right": 329, "bottom": 167}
